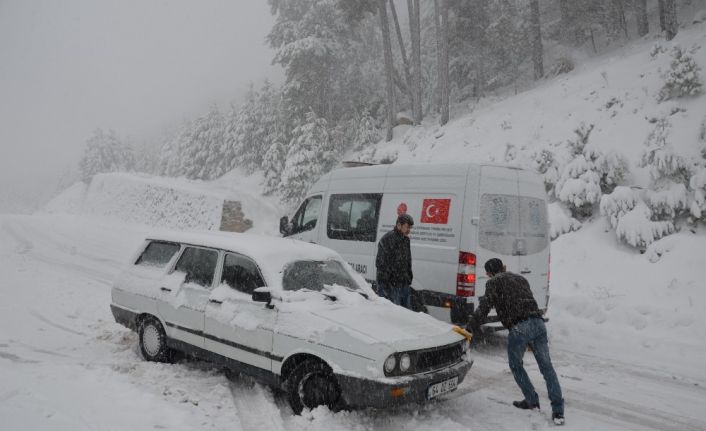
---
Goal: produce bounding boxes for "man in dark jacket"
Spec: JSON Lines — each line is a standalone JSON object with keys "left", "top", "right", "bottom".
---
{"left": 468, "top": 258, "right": 565, "bottom": 426}
{"left": 375, "top": 214, "right": 414, "bottom": 308}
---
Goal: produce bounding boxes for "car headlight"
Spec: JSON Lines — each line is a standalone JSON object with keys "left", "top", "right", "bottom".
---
{"left": 384, "top": 355, "right": 397, "bottom": 373}
{"left": 462, "top": 340, "right": 469, "bottom": 353}
{"left": 399, "top": 353, "right": 411, "bottom": 372}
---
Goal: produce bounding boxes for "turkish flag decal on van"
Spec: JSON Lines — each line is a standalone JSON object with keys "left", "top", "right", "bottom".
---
{"left": 421, "top": 199, "right": 451, "bottom": 224}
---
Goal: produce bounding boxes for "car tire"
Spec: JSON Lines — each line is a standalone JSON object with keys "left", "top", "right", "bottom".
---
{"left": 287, "top": 360, "right": 342, "bottom": 415}
{"left": 138, "top": 316, "right": 172, "bottom": 363}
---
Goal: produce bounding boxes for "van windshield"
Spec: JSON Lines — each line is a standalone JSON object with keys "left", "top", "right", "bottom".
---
{"left": 479, "top": 194, "right": 548, "bottom": 255}
{"left": 282, "top": 260, "right": 359, "bottom": 292}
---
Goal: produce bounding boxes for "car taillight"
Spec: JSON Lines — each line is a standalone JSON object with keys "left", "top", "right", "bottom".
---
{"left": 456, "top": 251, "right": 476, "bottom": 297}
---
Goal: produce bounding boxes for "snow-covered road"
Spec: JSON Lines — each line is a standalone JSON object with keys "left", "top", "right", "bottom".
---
{"left": 1, "top": 214, "right": 705, "bottom": 430}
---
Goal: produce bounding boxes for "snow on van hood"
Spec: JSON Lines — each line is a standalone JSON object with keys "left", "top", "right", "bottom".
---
{"left": 275, "top": 286, "right": 463, "bottom": 353}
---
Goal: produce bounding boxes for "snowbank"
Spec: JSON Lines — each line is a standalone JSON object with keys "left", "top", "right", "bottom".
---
{"left": 42, "top": 170, "right": 284, "bottom": 234}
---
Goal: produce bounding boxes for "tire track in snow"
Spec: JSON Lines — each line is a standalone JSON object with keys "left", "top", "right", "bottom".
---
{"left": 228, "top": 377, "right": 288, "bottom": 431}
{"left": 29, "top": 310, "right": 88, "bottom": 337}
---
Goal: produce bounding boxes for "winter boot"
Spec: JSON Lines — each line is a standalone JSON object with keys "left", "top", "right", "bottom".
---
{"left": 552, "top": 412, "right": 565, "bottom": 426}
{"left": 513, "top": 400, "right": 540, "bottom": 410}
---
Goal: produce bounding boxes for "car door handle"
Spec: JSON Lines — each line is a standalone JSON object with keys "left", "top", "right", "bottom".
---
{"left": 209, "top": 299, "right": 223, "bottom": 305}
{"left": 160, "top": 287, "right": 172, "bottom": 292}
{"left": 520, "top": 269, "right": 532, "bottom": 274}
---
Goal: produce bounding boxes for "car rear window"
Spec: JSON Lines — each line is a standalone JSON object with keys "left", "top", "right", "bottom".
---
{"left": 282, "top": 260, "right": 358, "bottom": 292}
{"left": 135, "top": 241, "right": 180, "bottom": 268}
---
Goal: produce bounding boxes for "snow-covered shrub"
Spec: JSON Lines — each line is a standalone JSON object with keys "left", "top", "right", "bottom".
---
{"left": 504, "top": 143, "right": 517, "bottom": 163}
{"left": 690, "top": 167, "right": 706, "bottom": 221}
{"left": 554, "top": 124, "right": 628, "bottom": 218}
{"left": 548, "top": 202, "right": 581, "bottom": 240}
{"left": 532, "top": 148, "right": 560, "bottom": 193}
{"left": 79, "top": 129, "right": 135, "bottom": 183}
{"left": 644, "top": 182, "right": 689, "bottom": 219}
{"left": 649, "top": 43, "right": 666, "bottom": 59}
{"left": 639, "top": 118, "right": 690, "bottom": 184}
{"left": 547, "top": 56, "right": 574, "bottom": 77}
{"left": 615, "top": 202, "right": 675, "bottom": 249}
{"left": 658, "top": 46, "right": 703, "bottom": 101}
{"left": 599, "top": 186, "right": 640, "bottom": 229}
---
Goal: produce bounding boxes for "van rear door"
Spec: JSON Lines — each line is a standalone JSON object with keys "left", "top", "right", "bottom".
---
{"left": 476, "top": 166, "right": 550, "bottom": 311}
{"left": 517, "top": 170, "right": 550, "bottom": 310}
{"left": 476, "top": 166, "right": 521, "bottom": 298}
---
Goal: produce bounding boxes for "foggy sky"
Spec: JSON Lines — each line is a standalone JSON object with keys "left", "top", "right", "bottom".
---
{"left": 0, "top": 0, "right": 280, "bottom": 212}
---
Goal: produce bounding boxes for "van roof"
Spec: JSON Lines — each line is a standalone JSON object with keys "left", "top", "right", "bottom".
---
{"left": 311, "top": 161, "right": 526, "bottom": 191}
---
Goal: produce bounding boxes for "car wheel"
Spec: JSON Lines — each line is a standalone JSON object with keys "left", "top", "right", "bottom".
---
{"left": 138, "top": 316, "right": 172, "bottom": 362}
{"left": 287, "top": 360, "right": 341, "bottom": 415}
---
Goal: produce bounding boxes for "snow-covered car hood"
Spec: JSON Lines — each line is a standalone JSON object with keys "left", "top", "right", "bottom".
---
{"left": 275, "top": 286, "right": 463, "bottom": 354}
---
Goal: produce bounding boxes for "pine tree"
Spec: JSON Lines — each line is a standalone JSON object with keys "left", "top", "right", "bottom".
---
{"left": 353, "top": 109, "right": 381, "bottom": 150}
{"left": 79, "top": 129, "right": 134, "bottom": 182}
{"left": 529, "top": 0, "right": 543, "bottom": 80}
{"left": 638, "top": 118, "right": 690, "bottom": 220}
{"left": 232, "top": 85, "right": 262, "bottom": 172}
{"left": 280, "top": 111, "right": 339, "bottom": 203}
{"left": 179, "top": 105, "right": 225, "bottom": 180}
{"left": 659, "top": 46, "right": 703, "bottom": 101}
{"left": 634, "top": 0, "right": 649, "bottom": 37}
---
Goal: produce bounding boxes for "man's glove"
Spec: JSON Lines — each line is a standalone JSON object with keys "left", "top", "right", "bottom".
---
{"left": 466, "top": 315, "right": 481, "bottom": 335}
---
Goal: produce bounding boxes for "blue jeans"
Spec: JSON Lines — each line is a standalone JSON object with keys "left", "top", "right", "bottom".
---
{"left": 380, "top": 283, "right": 411, "bottom": 309}
{"left": 375, "top": 281, "right": 390, "bottom": 299}
{"left": 507, "top": 318, "right": 564, "bottom": 415}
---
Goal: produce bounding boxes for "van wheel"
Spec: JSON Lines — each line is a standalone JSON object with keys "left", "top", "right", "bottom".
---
{"left": 138, "top": 316, "right": 172, "bottom": 363}
{"left": 288, "top": 360, "right": 341, "bottom": 415}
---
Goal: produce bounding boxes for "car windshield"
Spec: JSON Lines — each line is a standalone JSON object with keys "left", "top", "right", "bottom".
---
{"left": 282, "top": 260, "right": 359, "bottom": 292}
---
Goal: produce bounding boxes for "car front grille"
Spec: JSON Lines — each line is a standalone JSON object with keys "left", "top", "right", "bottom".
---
{"left": 415, "top": 341, "right": 464, "bottom": 372}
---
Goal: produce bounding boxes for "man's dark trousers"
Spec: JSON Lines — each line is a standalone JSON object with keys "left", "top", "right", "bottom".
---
{"left": 507, "top": 317, "right": 564, "bottom": 415}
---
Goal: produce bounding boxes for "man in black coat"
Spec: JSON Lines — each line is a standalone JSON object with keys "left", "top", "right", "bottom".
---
{"left": 375, "top": 214, "right": 414, "bottom": 308}
{"left": 468, "top": 258, "right": 565, "bottom": 426}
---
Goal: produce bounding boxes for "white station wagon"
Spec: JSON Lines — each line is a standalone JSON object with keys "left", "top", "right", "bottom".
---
{"left": 110, "top": 230, "right": 472, "bottom": 413}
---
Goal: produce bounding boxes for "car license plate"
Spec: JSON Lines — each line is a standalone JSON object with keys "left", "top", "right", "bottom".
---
{"left": 427, "top": 376, "right": 458, "bottom": 399}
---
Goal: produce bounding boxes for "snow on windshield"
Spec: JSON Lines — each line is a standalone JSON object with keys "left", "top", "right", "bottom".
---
{"left": 282, "top": 259, "right": 359, "bottom": 292}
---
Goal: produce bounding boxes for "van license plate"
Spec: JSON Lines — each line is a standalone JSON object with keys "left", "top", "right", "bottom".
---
{"left": 427, "top": 377, "right": 458, "bottom": 399}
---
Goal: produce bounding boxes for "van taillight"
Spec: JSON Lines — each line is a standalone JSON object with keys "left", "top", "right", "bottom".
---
{"left": 456, "top": 251, "right": 476, "bottom": 297}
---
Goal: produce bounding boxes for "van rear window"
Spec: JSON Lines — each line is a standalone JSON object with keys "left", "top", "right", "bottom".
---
{"left": 479, "top": 194, "right": 548, "bottom": 255}
{"left": 479, "top": 194, "right": 519, "bottom": 256}
{"left": 519, "top": 196, "right": 548, "bottom": 254}
{"left": 135, "top": 241, "right": 180, "bottom": 268}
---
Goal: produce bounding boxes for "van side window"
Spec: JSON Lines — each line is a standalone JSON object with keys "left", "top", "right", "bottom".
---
{"left": 135, "top": 241, "right": 180, "bottom": 268}
{"left": 327, "top": 194, "right": 382, "bottom": 242}
{"left": 290, "top": 195, "right": 322, "bottom": 235}
{"left": 221, "top": 253, "right": 265, "bottom": 295}
{"left": 174, "top": 247, "right": 219, "bottom": 288}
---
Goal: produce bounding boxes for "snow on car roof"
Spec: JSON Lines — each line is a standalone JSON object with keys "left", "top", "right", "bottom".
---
{"left": 144, "top": 229, "right": 343, "bottom": 288}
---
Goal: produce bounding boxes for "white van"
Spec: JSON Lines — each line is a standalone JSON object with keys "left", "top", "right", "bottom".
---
{"left": 280, "top": 162, "right": 550, "bottom": 326}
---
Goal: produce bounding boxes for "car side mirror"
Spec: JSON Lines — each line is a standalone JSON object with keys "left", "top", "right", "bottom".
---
{"left": 252, "top": 290, "right": 273, "bottom": 308}
{"left": 280, "top": 216, "right": 291, "bottom": 235}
